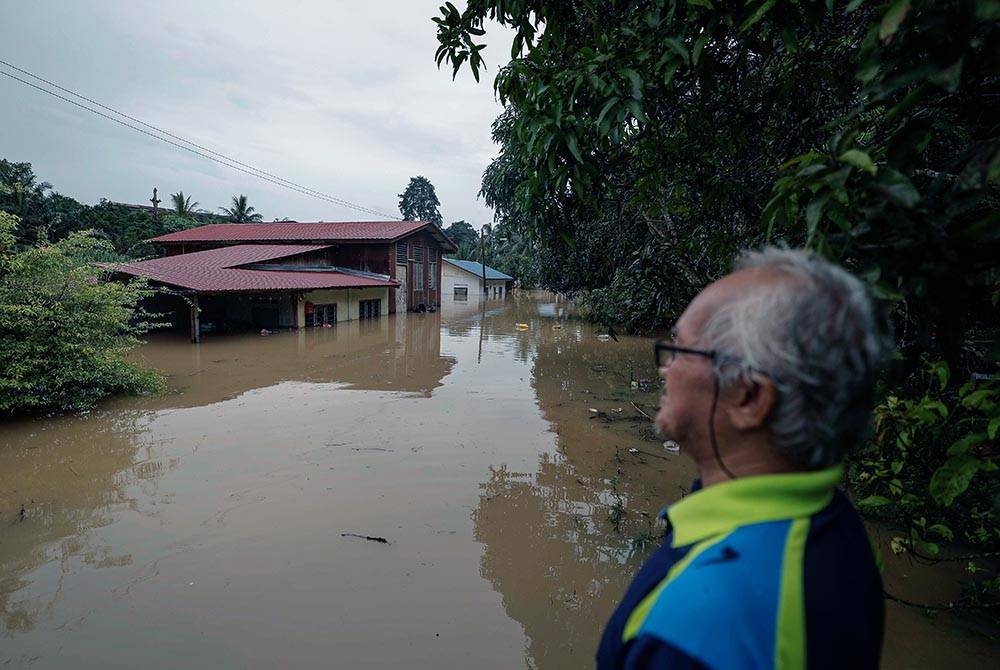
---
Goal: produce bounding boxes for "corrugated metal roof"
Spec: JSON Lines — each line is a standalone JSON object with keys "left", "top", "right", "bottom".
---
{"left": 150, "top": 221, "right": 432, "bottom": 244}
{"left": 137, "top": 244, "right": 331, "bottom": 267}
{"left": 443, "top": 258, "right": 513, "bottom": 280}
{"left": 112, "top": 244, "right": 398, "bottom": 293}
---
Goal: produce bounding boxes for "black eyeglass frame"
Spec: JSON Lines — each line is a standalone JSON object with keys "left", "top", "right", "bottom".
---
{"left": 654, "top": 340, "right": 718, "bottom": 369}
{"left": 654, "top": 339, "right": 779, "bottom": 384}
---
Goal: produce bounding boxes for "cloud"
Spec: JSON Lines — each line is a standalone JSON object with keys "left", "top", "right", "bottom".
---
{"left": 0, "top": 0, "right": 510, "bottom": 226}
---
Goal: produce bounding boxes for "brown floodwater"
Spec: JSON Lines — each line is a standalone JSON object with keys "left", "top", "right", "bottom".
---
{"left": 1, "top": 292, "right": 996, "bottom": 668}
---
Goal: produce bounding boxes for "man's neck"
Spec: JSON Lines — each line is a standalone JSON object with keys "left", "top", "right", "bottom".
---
{"left": 694, "top": 436, "right": 805, "bottom": 488}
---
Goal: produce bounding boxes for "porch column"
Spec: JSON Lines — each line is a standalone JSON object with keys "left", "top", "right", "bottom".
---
{"left": 190, "top": 294, "right": 200, "bottom": 343}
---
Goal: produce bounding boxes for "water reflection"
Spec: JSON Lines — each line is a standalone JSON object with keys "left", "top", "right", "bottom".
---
{"left": 126, "top": 311, "right": 455, "bottom": 409}
{"left": 0, "top": 412, "right": 158, "bottom": 635}
{"left": 471, "top": 309, "right": 689, "bottom": 668}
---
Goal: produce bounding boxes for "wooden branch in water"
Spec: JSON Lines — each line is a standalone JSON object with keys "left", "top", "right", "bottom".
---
{"left": 341, "top": 533, "right": 389, "bottom": 544}
{"left": 631, "top": 402, "right": 652, "bottom": 420}
{"left": 885, "top": 590, "right": 999, "bottom": 611}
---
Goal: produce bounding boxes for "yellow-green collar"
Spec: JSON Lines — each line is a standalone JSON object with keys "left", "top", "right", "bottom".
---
{"left": 667, "top": 465, "right": 844, "bottom": 548}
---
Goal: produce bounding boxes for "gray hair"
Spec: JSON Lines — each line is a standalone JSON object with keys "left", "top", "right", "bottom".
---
{"left": 697, "top": 248, "right": 891, "bottom": 468}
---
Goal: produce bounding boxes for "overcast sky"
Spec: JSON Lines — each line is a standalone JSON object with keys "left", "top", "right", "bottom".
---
{"left": 0, "top": 1, "right": 508, "bottom": 227}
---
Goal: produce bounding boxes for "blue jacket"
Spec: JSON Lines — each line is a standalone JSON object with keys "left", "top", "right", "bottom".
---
{"left": 597, "top": 466, "right": 883, "bottom": 669}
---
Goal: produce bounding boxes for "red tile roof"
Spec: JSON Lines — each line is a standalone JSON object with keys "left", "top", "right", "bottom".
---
{"left": 111, "top": 244, "right": 398, "bottom": 293}
{"left": 150, "top": 221, "right": 434, "bottom": 244}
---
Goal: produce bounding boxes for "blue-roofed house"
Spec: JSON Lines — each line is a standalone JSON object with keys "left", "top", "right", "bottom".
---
{"left": 442, "top": 258, "right": 514, "bottom": 301}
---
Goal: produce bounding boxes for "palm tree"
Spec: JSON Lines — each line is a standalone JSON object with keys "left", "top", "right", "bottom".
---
{"left": 170, "top": 191, "right": 200, "bottom": 217}
{"left": 219, "top": 194, "right": 263, "bottom": 223}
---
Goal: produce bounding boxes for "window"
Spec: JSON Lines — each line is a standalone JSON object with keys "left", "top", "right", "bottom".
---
{"left": 359, "top": 299, "right": 381, "bottom": 319}
{"left": 413, "top": 261, "right": 424, "bottom": 292}
{"left": 428, "top": 247, "right": 437, "bottom": 261}
{"left": 454, "top": 286, "right": 468, "bottom": 301}
{"left": 413, "top": 246, "right": 424, "bottom": 263}
{"left": 396, "top": 243, "right": 407, "bottom": 265}
{"left": 311, "top": 303, "right": 336, "bottom": 326}
{"left": 429, "top": 261, "right": 437, "bottom": 289}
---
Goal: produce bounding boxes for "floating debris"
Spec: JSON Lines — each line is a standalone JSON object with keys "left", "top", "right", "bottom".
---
{"left": 341, "top": 533, "right": 389, "bottom": 544}
{"left": 663, "top": 441, "right": 681, "bottom": 454}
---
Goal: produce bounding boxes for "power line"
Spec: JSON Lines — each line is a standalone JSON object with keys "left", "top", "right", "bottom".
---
{"left": 0, "top": 57, "right": 392, "bottom": 217}
{"left": 0, "top": 59, "right": 400, "bottom": 220}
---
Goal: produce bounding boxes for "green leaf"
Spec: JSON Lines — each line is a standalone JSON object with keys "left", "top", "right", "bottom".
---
{"left": 977, "top": 0, "right": 1000, "bottom": 20}
{"left": 626, "top": 99, "right": 647, "bottom": 123}
{"left": 565, "top": 134, "right": 583, "bottom": 164}
{"left": 663, "top": 37, "right": 690, "bottom": 64}
{"left": 741, "top": 0, "right": 778, "bottom": 32}
{"left": 930, "top": 454, "right": 981, "bottom": 506}
{"left": 805, "top": 195, "right": 828, "bottom": 233}
{"left": 692, "top": 31, "right": 711, "bottom": 66}
{"left": 686, "top": 0, "right": 714, "bottom": 8}
{"left": 621, "top": 68, "right": 643, "bottom": 99}
{"left": 946, "top": 433, "right": 985, "bottom": 456}
{"left": 596, "top": 97, "right": 621, "bottom": 133}
{"left": 930, "top": 360, "right": 950, "bottom": 391}
{"left": 962, "top": 387, "right": 995, "bottom": 410}
{"left": 989, "top": 417, "right": 1000, "bottom": 440}
{"left": 927, "top": 524, "right": 954, "bottom": 542}
{"left": 839, "top": 149, "right": 877, "bottom": 175}
{"left": 879, "top": 170, "right": 920, "bottom": 207}
{"left": 857, "top": 495, "right": 892, "bottom": 508}
{"left": 879, "top": 1, "right": 911, "bottom": 42}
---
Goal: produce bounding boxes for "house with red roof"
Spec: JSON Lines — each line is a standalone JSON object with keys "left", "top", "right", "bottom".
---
{"left": 112, "top": 220, "right": 456, "bottom": 342}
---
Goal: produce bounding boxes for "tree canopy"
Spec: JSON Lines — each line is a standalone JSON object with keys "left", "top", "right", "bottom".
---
{"left": 220, "top": 194, "right": 263, "bottom": 223}
{"left": 435, "top": 0, "right": 1000, "bottom": 604}
{"left": 444, "top": 219, "right": 478, "bottom": 247}
{"left": 398, "top": 176, "right": 444, "bottom": 225}
{"left": 0, "top": 212, "right": 163, "bottom": 415}
{"left": 1, "top": 158, "right": 203, "bottom": 256}
{"left": 170, "top": 191, "right": 200, "bottom": 217}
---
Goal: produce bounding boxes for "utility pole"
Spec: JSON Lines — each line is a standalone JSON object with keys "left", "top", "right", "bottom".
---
{"left": 149, "top": 187, "right": 161, "bottom": 220}
{"left": 480, "top": 226, "right": 487, "bottom": 299}
{"left": 478, "top": 225, "right": 486, "bottom": 364}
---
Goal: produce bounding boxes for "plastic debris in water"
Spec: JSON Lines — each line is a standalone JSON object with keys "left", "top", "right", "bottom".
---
{"left": 663, "top": 441, "right": 681, "bottom": 454}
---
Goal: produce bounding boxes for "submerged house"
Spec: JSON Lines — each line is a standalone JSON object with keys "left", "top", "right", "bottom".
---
{"left": 441, "top": 258, "right": 514, "bottom": 301}
{"left": 112, "top": 221, "right": 456, "bottom": 342}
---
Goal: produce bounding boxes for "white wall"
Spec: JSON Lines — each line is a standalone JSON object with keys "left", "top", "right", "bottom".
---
{"left": 300, "top": 287, "right": 390, "bottom": 324}
{"left": 442, "top": 264, "right": 472, "bottom": 302}
{"left": 442, "top": 264, "right": 506, "bottom": 300}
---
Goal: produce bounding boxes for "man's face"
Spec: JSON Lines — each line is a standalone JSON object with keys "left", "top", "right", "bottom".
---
{"left": 654, "top": 271, "right": 760, "bottom": 455}
{"left": 654, "top": 293, "right": 718, "bottom": 451}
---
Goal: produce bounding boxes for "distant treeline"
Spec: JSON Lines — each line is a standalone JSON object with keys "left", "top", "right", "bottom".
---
{"left": 1, "top": 158, "right": 227, "bottom": 258}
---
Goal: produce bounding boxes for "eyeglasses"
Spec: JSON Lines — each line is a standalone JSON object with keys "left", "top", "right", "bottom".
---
{"left": 654, "top": 339, "right": 781, "bottom": 388}
{"left": 654, "top": 340, "right": 718, "bottom": 368}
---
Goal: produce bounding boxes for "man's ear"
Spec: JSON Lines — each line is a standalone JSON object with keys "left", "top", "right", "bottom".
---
{"left": 726, "top": 373, "right": 778, "bottom": 431}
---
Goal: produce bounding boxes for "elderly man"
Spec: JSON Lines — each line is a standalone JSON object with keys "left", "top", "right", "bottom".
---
{"left": 597, "top": 248, "right": 887, "bottom": 669}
